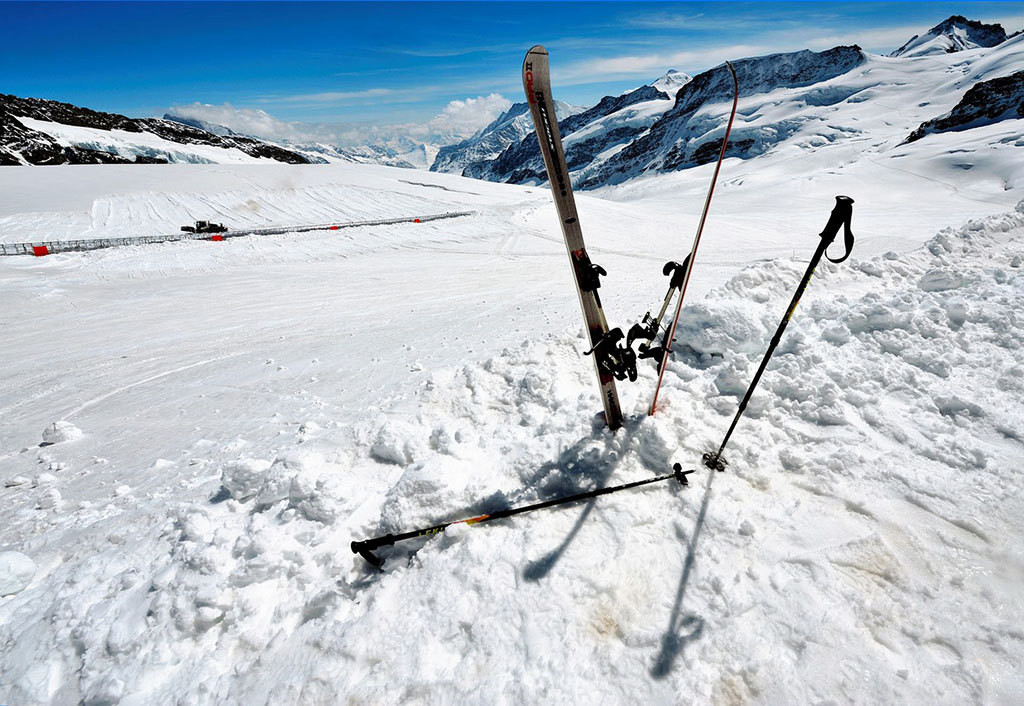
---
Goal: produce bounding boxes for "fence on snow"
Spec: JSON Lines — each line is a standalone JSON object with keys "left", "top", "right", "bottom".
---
{"left": 0, "top": 211, "right": 474, "bottom": 257}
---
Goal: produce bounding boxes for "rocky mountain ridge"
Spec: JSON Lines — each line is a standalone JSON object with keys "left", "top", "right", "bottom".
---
{"left": 906, "top": 68, "right": 1024, "bottom": 142}
{"left": 0, "top": 94, "right": 312, "bottom": 166}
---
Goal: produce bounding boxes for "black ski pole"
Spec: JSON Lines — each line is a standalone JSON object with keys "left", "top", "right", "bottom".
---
{"left": 352, "top": 464, "right": 695, "bottom": 567}
{"left": 703, "top": 195, "right": 854, "bottom": 472}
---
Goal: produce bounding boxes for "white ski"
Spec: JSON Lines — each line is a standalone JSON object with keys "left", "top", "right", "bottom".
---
{"left": 523, "top": 45, "right": 623, "bottom": 430}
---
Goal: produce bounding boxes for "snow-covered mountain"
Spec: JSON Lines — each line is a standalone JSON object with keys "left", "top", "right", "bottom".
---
{"left": 0, "top": 94, "right": 313, "bottom": 166}
{"left": 454, "top": 77, "right": 685, "bottom": 184}
{"left": 653, "top": 68, "right": 692, "bottom": 97}
{"left": 890, "top": 15, "right": 1008, "bottom": 57}
{"left": 907, "top": 68, "right": 1024, "bottom": 143}
{"left": 580, "top": 46, "right": 866, "bottom": 187}
{"left": 463, "top": 46, "right": 865, "bottom": 189}
{"left": 456, "top": 20, "right": 1023, "bottom": 192}
{"left": 4, "top": 15, "right": 1024, "bottom": 706}
{"left": 430, "top": 100, "right": 581, "bottom": 175}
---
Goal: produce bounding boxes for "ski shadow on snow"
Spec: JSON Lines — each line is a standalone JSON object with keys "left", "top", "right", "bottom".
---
{"left": 651, "top": 468, "right": 717, "bottom": 679}
{"left": 520, "top": 431, "right": 625, "bottom": 582}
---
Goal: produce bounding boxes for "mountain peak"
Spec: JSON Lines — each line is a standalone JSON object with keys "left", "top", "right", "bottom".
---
{"left": 652, "top": 69, "right": 692, "bottom": 96}
{"left": 891, "top": 15, "right": 1007, "bottom": 57}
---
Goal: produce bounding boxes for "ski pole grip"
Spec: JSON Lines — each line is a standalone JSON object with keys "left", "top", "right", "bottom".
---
{"left": 351, "top": 534, "right": 396, "bottom": 567}
{"left": 820, "top": 195, "right": 855, "bottom": 263}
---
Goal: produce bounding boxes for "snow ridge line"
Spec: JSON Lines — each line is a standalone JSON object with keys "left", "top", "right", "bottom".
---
{"left": 0, "top": 211, "right": 475, "bottom": 257}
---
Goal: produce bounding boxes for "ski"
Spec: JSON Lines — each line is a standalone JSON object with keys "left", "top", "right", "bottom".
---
{"left": 523, "top": 45, "right": 624, "bottom": 430}
{"left": 649, "top": 61, "right": 740, "bottom": 415}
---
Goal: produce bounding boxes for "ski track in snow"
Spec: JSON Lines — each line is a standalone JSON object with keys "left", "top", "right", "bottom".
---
{"left": 0, "top": 158, "right": 1021, "bottom": 703}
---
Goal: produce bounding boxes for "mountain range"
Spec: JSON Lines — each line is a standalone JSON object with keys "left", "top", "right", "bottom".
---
{"left": 435, "top": 15, "right": 1023, "bottom": 190}
{"left": 1, "top": 15, "right": 1021, "bottom": 190}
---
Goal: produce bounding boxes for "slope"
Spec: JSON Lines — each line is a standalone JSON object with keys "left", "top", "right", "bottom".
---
{"left": 0, "top": 160, "right": 1020, "bottom": 701}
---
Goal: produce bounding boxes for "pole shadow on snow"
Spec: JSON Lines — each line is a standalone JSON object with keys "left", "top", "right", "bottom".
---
{"left": 520, "top": 433, "right": 624, "bottom": 582}
{"left": 651, "top": 468, "right": 717, "bottom": 679}
{"left": 347, "top": 431, "right": 626, "bottom": 574}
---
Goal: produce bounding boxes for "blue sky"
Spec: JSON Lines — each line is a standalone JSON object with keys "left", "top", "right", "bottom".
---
{"left": 3, "top": 2, "right": 1023, "bottom": 143}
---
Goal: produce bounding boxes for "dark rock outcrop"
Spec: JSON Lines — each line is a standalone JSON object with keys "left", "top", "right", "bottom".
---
{"left": 906, "top": 70, "right": 1024, "bottom": 142}
{"left": 0, "top": 93, "right": 312, "bottom": 165}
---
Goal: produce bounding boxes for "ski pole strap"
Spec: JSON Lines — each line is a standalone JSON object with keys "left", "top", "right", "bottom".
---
{"left": 821, "top": 195, "right": 855, "bottom": 264}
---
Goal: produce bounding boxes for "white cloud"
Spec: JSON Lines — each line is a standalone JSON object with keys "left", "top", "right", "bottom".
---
{"left": 427, "top": 93, "right": 512, "bottom": 137}
{"left": 165, "top": 93, "right": 513, "bottom": 149}
{"left": 269, "top": 88, "right": 396, "bottom": 104}
{"left": 165, "top": 102, "right": 322, "bottom": 142}
{"left": 554, "top": 44, "right": 778, "bottom": 85}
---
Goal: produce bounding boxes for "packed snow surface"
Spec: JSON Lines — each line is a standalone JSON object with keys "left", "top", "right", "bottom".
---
{"left": 2, "top": 35, "right": 1024, "bottom": 704}
{"left": 2, "top": 154, "right": 1022, "bottom": 704}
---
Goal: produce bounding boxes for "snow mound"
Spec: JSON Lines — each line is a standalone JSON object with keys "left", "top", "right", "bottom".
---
{"left": 0, "top": 551, "right": 36, "bottom": 596}
{"left": 220, "top": 458, "right": 273, "bottom": 501}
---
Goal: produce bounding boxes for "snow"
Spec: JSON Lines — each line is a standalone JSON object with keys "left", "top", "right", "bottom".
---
{"left": 0, "top": 164, "right": 514, "bottom": 244}
{"left": 2, "top": 41, "right": 1024, "bottom": 706}
{"left": 13, "top": 115, "right": 280, "bottom": 165}
{"left": 653, "top": 69, "right": 692, "bottom": 96}
{"left": 892, "top": 16, "right": 1009, "bottom": 58}
{"left": 0, "top": 552, "right": 36, "bottom": 596}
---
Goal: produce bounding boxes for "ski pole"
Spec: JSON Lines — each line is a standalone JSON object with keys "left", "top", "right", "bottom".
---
{"left": 703, "top": 195, "right": 854, "bottom": 471}
{"left": 651, "top": 60, "right": 740, "bottom": 415}
{"left": 352, "top": 464, "right": 695, "bottom": 567}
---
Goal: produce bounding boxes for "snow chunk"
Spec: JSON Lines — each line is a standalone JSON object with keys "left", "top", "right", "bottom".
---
{"left": 87, "top": 676, "right": 125, "bottom": 705}
{"left": 370, "top": 420, "right": 420, "bottom": 465}
{"left": 41, "top": 420, "right": 82, "bottom": 445}
{"left": 220, "top": 458, "right": 273, "bottom": 501}
{"left": 918, "top": 269, "right": 964, "bottom": 291}
{"left": 0, "top": 551, "right": 36, "bottom": 596}
{"left": 676, "top": 302, "right": 766, "bottom": 356}
{"left": 37, "top": 487, "right": 62, "bottom": 510}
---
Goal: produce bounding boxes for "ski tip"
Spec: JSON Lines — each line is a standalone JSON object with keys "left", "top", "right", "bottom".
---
{"left": 524, "top": 44, "right": 548, "bottom": 61}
